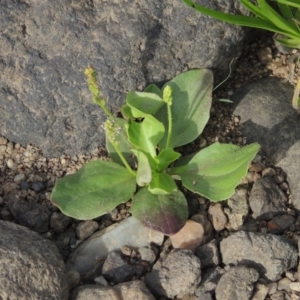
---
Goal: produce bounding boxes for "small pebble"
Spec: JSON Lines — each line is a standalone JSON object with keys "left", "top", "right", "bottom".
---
{"left": 67, "top": 270, "right": 81, "bottom": 290}
{"left": 285, "top": 271, "right": 296, "bottom": 282}
{"left": 120, "top": 245, "right": 132, "bottom": 256}
{"left": 278, "top": 277, "right": 292, "bottom": 292}
{"left": 76, "top": 220, "right": 99, "bottom": 240}
{"left": 262, "top": 167, "right": 276, "bottom": 177}
{"left": 31, "top": 181, "right": 45, "bottom": 192}
{"left": 94, "top": 275, "right": 108, "bottom": 286}
{"left": 6, "top": 142, "right": 14, "bottom": 153}
{"left": 0, "top": 145, "right": 6, "bottom": 154}
{"left": 256, "top": 47, "right": 273, "bottom": 64}
{"left": 267, "top": 282, "right": 277, "bottom": 295}
{"left": 6, "top": 158, "right": 15, "bottom": 169}
{"left": 290, "top": 282, "right": 300, "bottom": 293}
{"left": 279, "top": 182, "right": 289, "bottom": 191}
{"left": 0, "top": 137, "right": 7, "bottom": 145}
{"left": 13, "top": 173, "right": 26, "bottom": 183}
{"left": 274, "top": 174, "right": 285, "bottom": 184}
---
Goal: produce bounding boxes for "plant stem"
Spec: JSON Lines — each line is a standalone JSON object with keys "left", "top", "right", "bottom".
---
{"left": 166, "top": 103, "right": 172, "bottom": 148}
{"left": 95, "top": 99, "right": 114, "bottom": 119}
{"left": 110, "top": 139, "right": 136, "bottom": 176}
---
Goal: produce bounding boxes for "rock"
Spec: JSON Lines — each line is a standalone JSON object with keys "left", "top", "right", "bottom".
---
{"left": 239, "top": 219, "right": 260, "bottom": 232}
{"left": 102, "top": 250, "right": 136, "bottom": 283}
{"left": 277, "top": 277, "right": 292, "bottom": 292}
{"left": 76, "top": 220, "right": 99, "bottom": 240}
{"left": 13, "top": 173, "right": 26, "bottom": 183}
{"left": 50, "top": 212, "right": 72, "bottom": 233}
{"left": 220, "top": 231, "right": 298, "bottom": 281}
{"left": 66, "top": 217, "right": 164, "bottom": 279}
{"left": 191, "top": 214, "right": 214, "bottom": 242}
{"left": 267, "top": 282, "right": 278, "bottom": 295}
{"left": 0, "top": 220, "right": 68, "bottom": 299}
{"left": 224, "top": 188, "right": 249, "bottom": 230}
{"left": 70, "top": 280, "right": 155, "bottom": 300}
{"left": 248, "top": 177, "right": 287, "bottom": 220}
{"left": 31, "top": 181, "right": 46, "bottom": 192}
{"left": 270, "top": 291, "right": 285, "bottom": 300}
{"left": 232, "top": 77, "right": 300, "bottom": 210}
{"left": 195, "top": 239, "right": 220, "bottom": 269}
{"left": 215, "top": 266, "right": 259, "bottom": 300}
{"left": 0, "top": 0, "right": 249, "bottom": 157}
{"left": 251, "top": 283, "right": 269, "bottom": 300}
{"left": 195, "top": 266, "right": 225, "bottom": 296}
{"left": 67, "top": 270, "right": 81, "bottom": 290}
{"left": 267, "top": 214, "right": 296, "bottom": 234}
{"left": 208, "top": 203, "right": 227, "bottom": 231}
{"left": 138, "top": 246, "right": 157, "bottom": 264}
{"left": 170, "top": 218, "right": 213, "bottom": 252}
{"left": 256, "top": 47, "right": 272, "bottom": 64}
{"left": 94, "top": 275, "right": 108, "bottom": 286}
{"left": 8, "top": 195, "right": 51, "bottom": 233}
{"left": 289, "top": 282, "right": 300, "bottom": 293}
{"left": 145, "top": 249, "right": 201, "bottom": 298}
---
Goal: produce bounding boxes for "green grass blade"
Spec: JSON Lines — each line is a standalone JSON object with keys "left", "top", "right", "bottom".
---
{"left": 239, "top": 0, "right": 269, "bottom": 20}
{"left": 275, "top": 36, "right": 300, "bottom": 48}
{"left": 256, "top": 0, "right": 300, "bottom": 36}
{"left": 277, "top": 2, "right": 300, "bottom": 30}
{"left": 182, "top": 0, "right": 300, "bottom": 39}
{"left": 277, "top": 0, "right": 300, "bottom": 9}
{"left": 277, "top": 2, "right": 294, "bottom": 18}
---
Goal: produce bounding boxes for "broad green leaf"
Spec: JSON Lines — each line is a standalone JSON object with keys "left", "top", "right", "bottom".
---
{"left": 155, "top": 69, "right": 213, "bottom": 148}
{"left": 106, "top": 117, "right": 135, "bottom": 167}
{"left": 127, "top": 115, "right": 165, "bottom": 157}
{"left": 171, "top": 142, "right": 260, "bottom": 201}
{"left": 51, "top": 160, "right": 136, "bottom": 219}
{"left": 183, "top": 0, "right": 300, "bottom": 39}
{"left": 131, "top": 149, "right": 152, "bottom": 186}
{"left": 144, "top": 84, "right": 163, "bottom": 98}
{"left": 148, "top": 172, "right": 178, "bottom": 195}
{"left": 126, "top": 91, "right": 165, "bottom": 118}
{"left": 154, "top": 148, "right": 181, "bottom": 172}
{"left": 131, "top": 187, "right": 188, "bottom": 235}
{"left": 121, "top": 104, "right": 135, "bottom": 120}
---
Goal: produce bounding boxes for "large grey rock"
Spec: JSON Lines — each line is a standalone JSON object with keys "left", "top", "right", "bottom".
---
{"left": 70, "top": 280, "right": 155, "bottom": 300}
{"left": 215, "top": 266, "right": 259, "bottom": 300}
{"left": 232, "top": 77, "right": 300, "bottom": 211}
{"left": 220, "top": 231, "right": 298, "bottom": 281}
{"left": 66, "top": 216, "right": 164, "bottom": 279}
{"left": 145, "top": 248, "right": 201, "bottom": 298}
{"left": 0, "top": 220, "right": 68, "bottom": 299}
{"left": 0, "top": 0, "right": 249, "bottom": 157}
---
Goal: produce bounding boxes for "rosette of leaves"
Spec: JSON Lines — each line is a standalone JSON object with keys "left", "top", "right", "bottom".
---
{"left": 51, "top": 67, "right": 259, "bottom": 235}
{"left": 182, "top": 0, "right": 300, "bottom": 109}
